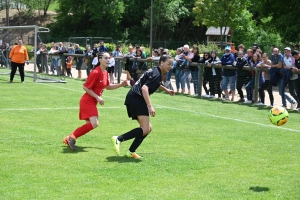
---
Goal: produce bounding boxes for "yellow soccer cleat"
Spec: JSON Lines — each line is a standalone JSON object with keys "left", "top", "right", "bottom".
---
{"left": 111, "top": 136, "right": 121, "bottom": 156}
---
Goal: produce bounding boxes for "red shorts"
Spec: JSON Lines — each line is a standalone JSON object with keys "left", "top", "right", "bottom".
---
{"left": 79, "top": 99, "right": 98, "bottom": 120}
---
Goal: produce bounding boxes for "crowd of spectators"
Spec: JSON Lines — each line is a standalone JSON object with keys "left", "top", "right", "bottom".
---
{"left": 157, "top": 43, "right": 300, "bottom": 110}
{"left": 2, "top": 39, "right": 300, "bottom": 110}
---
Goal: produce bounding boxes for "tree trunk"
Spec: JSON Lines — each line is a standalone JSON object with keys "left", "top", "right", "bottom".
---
{"left": 223, "top": 26, "right": 228, "bottom": 47}
{"left": 5, "top": 0, "right": 9, "bottom": 26}
{"left": 220, "top": 26, "right": 223, "bottom": 49}
{"left": 43, "top": 0, "right": 52, "bottom": 16}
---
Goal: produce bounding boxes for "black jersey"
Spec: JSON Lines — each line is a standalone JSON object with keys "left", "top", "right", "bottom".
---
{"left": 128, "top": 67, "right": 163, "bottom": 98}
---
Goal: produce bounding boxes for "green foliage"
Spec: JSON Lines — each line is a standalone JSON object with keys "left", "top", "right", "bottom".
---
{"left": 168, "top": 49, "right": 176, "bottom": 57}
{"left": 24, "top": 45, "right": 34, "bottom": 52}
{"left": 193, "top": 0, "right": 251, "bottom": 48}
{"left": 198, "top": 43, "right": 222, "bottom": 55}
{"left": 50, "top": 0, "right": 125, "bottom": 38}
{"left": 48, "top": 1, "right": 59, "bottom": 11}
{"left": 251, "top": 0, "right": 300, "bottom": 42}
{"left": 142, "top": 0, "right": 189, "bottom": 41}
{"left": 105, "top": 43, "right": 117, "bottom": 53}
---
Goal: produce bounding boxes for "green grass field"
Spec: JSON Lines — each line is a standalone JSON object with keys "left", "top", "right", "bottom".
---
{"left": 0, "top": 74, "right": 299, "bottom": 199}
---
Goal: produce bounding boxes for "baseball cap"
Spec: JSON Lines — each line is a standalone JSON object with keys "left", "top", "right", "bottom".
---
{"left": 252, "top": 44, "right": 259, "bottom": 48}
{"left": 284, "top": 47, "right": 291, "bottom": 51}
{"left": 225, "top": 46, "right": 231, "bottom": 51}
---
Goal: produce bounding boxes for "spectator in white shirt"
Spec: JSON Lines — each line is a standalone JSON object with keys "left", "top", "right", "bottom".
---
{"left": 108, "top": 53, "right": 115, "bottom": 84}
{"left": 91, "top": 52, "right": 98, "bottom": 70}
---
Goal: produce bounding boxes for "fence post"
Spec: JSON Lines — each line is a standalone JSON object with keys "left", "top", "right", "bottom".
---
{"left": 40, "top": 51, "right": 44, "bottom": 72}
{"left": 5, "top": 49, "right": 9, "bottom": 68}
{"left": 61, "top": 54, "right": 66, "bottom": 76}
{"left": 198, "top": 64, "right": 203, "bottom": 96}
{"left": 254, "top": 67, "right": 260, "bottom": 103}
{"left": 116, "top": 58, "right": 121, "bottom": 83}
{"left": 87, "top": 56, "right": 91, "bottom": 76}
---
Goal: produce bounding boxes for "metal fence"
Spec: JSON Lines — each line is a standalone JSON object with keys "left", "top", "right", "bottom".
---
{"left": 114, "top": 57, "right": 300, "bottom": 103}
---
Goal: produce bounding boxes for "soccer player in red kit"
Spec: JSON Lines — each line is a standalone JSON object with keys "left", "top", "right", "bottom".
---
{"left": 63, "top": 52, "right": 128, "bottom": 150}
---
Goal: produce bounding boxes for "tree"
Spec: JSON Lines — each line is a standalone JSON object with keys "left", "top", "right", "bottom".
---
{"left": 251, "top": 0, "right": 300, "bottom": 43}
{"left": 142, "top": 0, "right": 189, "bottom": 41}
{"left": 50, "top": 0, "right": 125, "bottom": 38}
{"left": 120, "top": 0, "right": 151, "bottom": 41}
{"left": 193, "top": 0, "right": 251, "bottom": 48}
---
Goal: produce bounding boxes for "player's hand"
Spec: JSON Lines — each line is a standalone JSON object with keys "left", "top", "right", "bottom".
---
{"left": 120, "top": 80, "right": 128, "bottom": 87}
{"left": 168, "top": 90, "right": 175, "bottom": 96}
{"left": 97, "top": 96, "right": 104, "bottom": 105}
{"left": 8, "top": 58, "right": 11, "bottom": 63}
{"left": 25, "top": 60, "right": 29, "bottom": 65}
{"left": 148, "top": 105, "right": 156, "bottom": 117}
{"left": 292, "top": 68, "right": 298, "bottom": 72}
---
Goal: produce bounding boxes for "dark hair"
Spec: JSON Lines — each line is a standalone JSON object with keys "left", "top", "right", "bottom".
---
{"left": 292, "top": 50, "right": 299, "bottom": 56}
{"left": 95, "top": 52, "right": 104, "bottom": 69}
{"left": 136, "top": 49, "right": 142, "bottom": 55}
{"left": 193, "top": 46, "right": 199, "bottom": 55}
{"left": 252, "top": 52, "right": 261, "bottom": 63}
{"left": 158, "top": 47, "right": 164, "bottom": 56}
{"left": 210, "top": 50, "right": 217, "bottom": 57}
{"left": 203, "top": 51, "right": 211, "bottom": 58}
{"left": 159, "top": 54, "right": 172, "bottom": 65}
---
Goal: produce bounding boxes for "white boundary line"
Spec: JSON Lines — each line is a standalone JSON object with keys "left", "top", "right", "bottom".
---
{"left": 37, "top": 83, "right": 300, "bottom": 133}
{"left": 156, "top": 105, "right": 300, "bottom": 133}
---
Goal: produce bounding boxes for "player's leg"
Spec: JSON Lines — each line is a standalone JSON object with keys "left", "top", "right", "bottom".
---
{"left": 63, "top": 117, "right": 97, "bottom": 150}
{"left": 125, "top": 116, "right": 152, "bottom": 158}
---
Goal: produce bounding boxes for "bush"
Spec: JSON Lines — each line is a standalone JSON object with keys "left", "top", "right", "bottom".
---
{"left": 24, "top": 45, "right": 34, "bottom": 52}
{"left": 23, "top": 42, "right": 223, "bottom": 58}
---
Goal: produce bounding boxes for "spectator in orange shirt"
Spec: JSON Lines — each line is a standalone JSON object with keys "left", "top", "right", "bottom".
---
{"left": 9, "top": 39, "right": 29, "bottom": 83}
{"left": 66, "top": 56, "right": 73, "bottom": 77}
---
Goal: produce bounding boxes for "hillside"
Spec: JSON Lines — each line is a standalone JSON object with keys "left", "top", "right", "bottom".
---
{"left": 0, "top": 9, "right": 56, "bottom": 45}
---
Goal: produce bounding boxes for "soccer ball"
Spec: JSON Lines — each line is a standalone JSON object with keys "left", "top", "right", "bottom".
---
{"left": 268, "top": 106, "right": 289, "bottom": 126}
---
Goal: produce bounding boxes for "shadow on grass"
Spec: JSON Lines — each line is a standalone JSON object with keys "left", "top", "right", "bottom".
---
{"left": 249, "top": 186, "right": 270, "bottom": 192}
{"left": 106, "top": 156, "right": 142, "bottom": 163}
{"left": 61, "top": 146, "right": 105, "bottom": 154}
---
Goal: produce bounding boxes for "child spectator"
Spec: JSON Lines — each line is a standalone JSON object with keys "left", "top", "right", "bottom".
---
{"left": 108, "top": 53, "right": 115, "bottom": 84}
{"left": 66, "top": 56, "right": 73, "bottom": 77}
{"left": 91, "top": 52, "right": 98, "bottom": 70}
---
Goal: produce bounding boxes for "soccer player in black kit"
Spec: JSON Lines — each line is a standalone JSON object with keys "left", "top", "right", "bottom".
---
{"left": 112, "top": 54, "right": 175, "bottom": 158}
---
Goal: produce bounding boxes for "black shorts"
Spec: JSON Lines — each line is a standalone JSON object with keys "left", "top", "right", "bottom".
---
{"left": 107, "top": 66, "right": 114, "bottom": 73}
{"left": 125, "top": 93, "right": 148, "bottom": 120}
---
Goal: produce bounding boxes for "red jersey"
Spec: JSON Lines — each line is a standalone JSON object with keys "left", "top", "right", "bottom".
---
{"left": 81, "top": 66, "right": 109, "bottom": 104}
